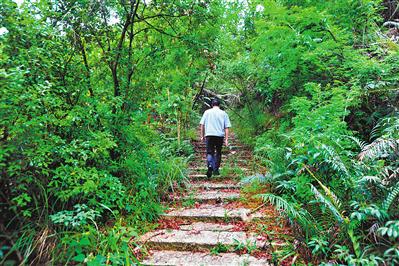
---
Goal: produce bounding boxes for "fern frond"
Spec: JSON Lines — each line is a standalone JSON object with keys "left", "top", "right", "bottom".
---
{"left": 382, "top": 184, "right": 399, "bottom": 212}
{"left": 240, "top": 173, "right": 271, "bottom": 185}
{"left": 260, "top": 193, "right": 299, "bottom": 218}
{"left": 359, "top": 138, "right": 399, "bottom": 161}
{"left": 259, "top": 193, "right": 317, "bottom": 230}
{"left": 370, "top": 121, "right": 383, "bottom": 140}
{"left": 368, "top": 222, "right": 380, "bottom": 242}
{"left": 240, "top": 171, "right": 294, "bottom": 185}
{"left": 356, "top": 175, "right": 383, "bottom": 185}
{"left": 371, "top": 113, "right": 399, "bottom": 140}
{"left": 320, "top": 144, "right": 349, "bottom": 177}
{"left": 307, "top": 201, "right": 340, "bottom": 230}
{"left": 381, "top": 167, "right": 399, "bottom": 186}
{"left": 317, "top": 181, "right": 342, "bottom": 210}
{"left": 310, "top": 184, "right": 344, "bottom": 223}
{"left": 275, "top": 180, "right": 296, "bottom": 192}
{"left": 347, "top": 136, "right": 368, "bottom": 150}
{"left": 304, "top": 165, "right": 342, "bottom": 209}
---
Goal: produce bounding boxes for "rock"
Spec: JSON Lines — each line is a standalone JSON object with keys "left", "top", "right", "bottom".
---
{"left": 179, "top": 222, "right": 234, "bottom": 231}
{"left": 163, "top": 204, "right": 251, "bottom": 222}
{"left": 142, "top": 250, "right": 270, "bottom": 266}
{"left": 140, "top": 229, "right": 266, "bottom": 251}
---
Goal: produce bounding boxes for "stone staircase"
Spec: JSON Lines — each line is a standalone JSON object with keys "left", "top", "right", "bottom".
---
{"left": 138, "top": 135, "right": 278, "bottom": 265}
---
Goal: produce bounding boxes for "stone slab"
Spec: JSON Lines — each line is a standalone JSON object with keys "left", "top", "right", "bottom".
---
{"left": 195, "top": 144, "right": 244, "bottom": 148}
{"left": 194, "top": 158, "right": 252, "bottom": 162}
{"left": 195, "top": 155, "right": 252, "bottom": 159}
{"left": 189, "top": 182, "right": 241, "bottom": 190}
{"left": 188, "top": 174, "right": 243, "bottom": 179}
{"left": 184, "top": 190, "right": 240, "bottom": 202}
{"left": 189, "top": 167, "right": 249, "bottom": 172}
{"left": 142, "top": 250, "right": 270, "bottom": 266}
{"left": 188, "top": 174, "right": 208, "bottom": 178}
{"left": 163, "top": 205, "right": 251, "bottom": 222}
{"left": 140, "top": 229, "right": 266, "bottom": 251}
{"left": 179, "top": 222, "right": 234, "bottom": 232}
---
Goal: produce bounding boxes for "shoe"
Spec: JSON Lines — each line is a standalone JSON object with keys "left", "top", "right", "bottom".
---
{"left": 206, "top": 166, "right": 213, "bottom": 178}
{"left": 213, "top": 169, "right": 220, "bottom": 176}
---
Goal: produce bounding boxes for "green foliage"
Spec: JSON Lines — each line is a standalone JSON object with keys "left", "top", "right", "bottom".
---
{"left": 308, "top": 237, "right": 330, "bottom": 259}
{"left": 210, "top": 243, "right": 229, "bottom": 255}
{"left": 50, "top": 204, "right": 100, "bottom": 228}
{"left": 382, "top": 184, "right": 399, "bottom": 212}
{"left": 223, "top": 0, "right": 399, "bottom": 264}
{"left": 1, "top": 0, "right": 398, "bottom": 264}
{"left": 49, "top": 167, "right": 126, "bottom": 211}
{"left": 233, "top": 239, "right": 258, "bottom": 254}
{"left": 58, "top": 222, "right": 140, "bottom": 265}
{"left": 1, "top": 0, "right": 218, "bottom": 263}
{"left": 254, "top": 102, "right": 398, "bottom": 263}
{"left": 378, "top": 220, "right": 399, "bottom": 240}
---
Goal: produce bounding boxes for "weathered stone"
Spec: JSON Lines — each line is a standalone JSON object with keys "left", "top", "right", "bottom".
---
{"left": 188, "top": 173, "right": 243, "bottom": 179}
{"left": 195, "top": 144, "right": 245, "bottom": 149}
{"left": 195, "top": 155, "right": 252, "bottom": 160}
{"left": 189, "top": 167, "right": 249, "bottom": 172}
{"left": 183, "top": 190, "right": 240, "bottom": 203}
{"left": 142, "top": 250, "right": 270, "bottom": 266}
{"left": 189, "top": 182, "right": 241, "bottom": 190}
{"left": 179, "top": 222, "right": 234, "bottom": 232}
{"left": 163, "top": 205, "right": 251, "bottom": 222}
{"left": 140, "top": 229, "right": 266, "bottom": 251}
{"left": 188, "top": 174, "right": 209, "bottom": 179}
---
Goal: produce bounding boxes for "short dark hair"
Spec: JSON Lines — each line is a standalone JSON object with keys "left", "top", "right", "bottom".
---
{"left": 211, "top": 98, "right": 220, "bottom": 106}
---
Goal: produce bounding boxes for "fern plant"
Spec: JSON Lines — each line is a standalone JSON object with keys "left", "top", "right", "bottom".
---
{"left": 259, "top": 193, "right": 318, "bottom": 237}
{"left": 382, "top": 184, "right": 399, "bottom": 212}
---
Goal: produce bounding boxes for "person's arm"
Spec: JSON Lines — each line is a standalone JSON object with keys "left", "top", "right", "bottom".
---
{"left": 224, "top": 128, "right": 229, "bottom": 146}
{"left": 200, "top": 124, "right": 205, "bottom": 142}
{"left": 224, "top": 112, "right": 231, "bottom": 146}
{"left": 199, "top": 112, "right": 206, "bottom": 142}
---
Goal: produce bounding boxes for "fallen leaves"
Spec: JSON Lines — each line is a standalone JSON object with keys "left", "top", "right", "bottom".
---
{"left": 157, "top": 218, "right": 186, "bottom": 230}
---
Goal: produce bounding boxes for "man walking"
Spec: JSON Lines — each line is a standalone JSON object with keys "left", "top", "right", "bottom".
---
{"left": 199, "top": 98, "right": 231, "bottom": 178}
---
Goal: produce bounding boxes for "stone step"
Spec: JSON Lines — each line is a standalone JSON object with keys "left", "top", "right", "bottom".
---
{"left": 188, "top": 170, "right": 250, "bottom": 176}
{"left": 189, "top": 162, "right": 251, "bottom": 169}
{"left": 182, "top": 190, "right": 240, "bottom": 203}
{"left": 189, "top": 182, "right": 241, "bottom": 190}
{"left": 142, "top": 250, "right": 270, "bottom": 266}
{"left": 193, "top": 147, "right": 244, "bottom": 152}
{"left": 187, "top": 174, "right": 243, "bottom": 180}
{"left": 188, "top": 174, "right": 210, "bottom": 179}
{"left": 193, "top": 144, "right": 242, "bottom": 149}
{"left": 194, "top": 153, "right": 253, "bottom": 160}
{"left": 193, "top": 160, "right": 252, "bottom": 164}
{"left": 189, "top": 167, "right": 249, "bottom": 172}
{"left": 193, "top": 153, "right": 252, "bottom": 158}
{"left": 194, "top": 146, "right": 248, "bottom": 151}
{"left": 193, "top": 150, "right": 249, "bottom": 155}
{"left": 162, "top": 204, "right": 251, "bottom": 222}
{"left": 140, "top": 229, "right": 266, "bottom": 252}
{"left": 188, "top": 174, "right": 248, "bottom": 179}
{"left": 179, "top": 222, "right": 235, "bottom": 232}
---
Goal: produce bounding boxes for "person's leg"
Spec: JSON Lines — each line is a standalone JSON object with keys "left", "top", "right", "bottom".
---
{"left": 206, "top": 136, "right": 216, "bottom": 177}
{"left": 214, "top": 137, "right": 223, "bottom": 174}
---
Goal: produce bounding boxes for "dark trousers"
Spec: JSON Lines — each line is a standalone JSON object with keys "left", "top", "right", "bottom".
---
{"left": 206, "top": 136, "right": 223, "bottom": 170}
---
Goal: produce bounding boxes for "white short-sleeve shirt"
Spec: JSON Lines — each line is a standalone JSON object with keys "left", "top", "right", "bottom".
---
{"left": 200, "top": 107, "right": 231, "bottom": 137}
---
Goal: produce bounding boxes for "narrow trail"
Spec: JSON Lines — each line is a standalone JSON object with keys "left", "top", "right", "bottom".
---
{"left": 139, "top": 134, "right": 296, "bottom": 265}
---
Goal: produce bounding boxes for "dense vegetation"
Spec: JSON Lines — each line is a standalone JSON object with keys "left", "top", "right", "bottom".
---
{"left": 1, "top": 0, "right": 216, "bottom": 264}
{"left": 225, "top": 1, "right": 399, "bottom": 265}
{"left": 1, "top": 0, "right": 398, "bottom": 265}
